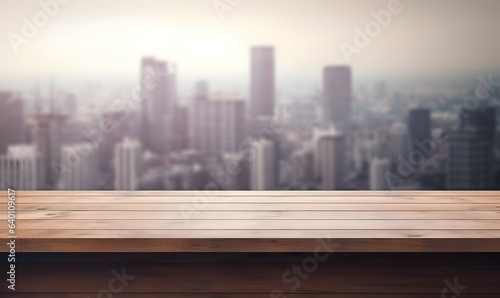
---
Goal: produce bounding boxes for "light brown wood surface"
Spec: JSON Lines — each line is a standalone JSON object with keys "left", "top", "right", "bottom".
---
{"left": 2, "top": 191, "right": 500, "bottom": 252}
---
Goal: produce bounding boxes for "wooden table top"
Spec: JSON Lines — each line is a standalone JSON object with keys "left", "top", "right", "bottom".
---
{"left": 2, "top": 191, "right": 500, "bottom": 252}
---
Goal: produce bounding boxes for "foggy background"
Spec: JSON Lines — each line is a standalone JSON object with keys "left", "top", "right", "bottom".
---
{"left": 1, "top": 0, "right": 499, "bottom": 191}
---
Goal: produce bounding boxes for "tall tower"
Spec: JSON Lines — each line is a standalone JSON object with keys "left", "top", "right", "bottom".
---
{"left": 388, "top": 122, "right": 410, "bottom": 169}
{"left": 318, "top": 133, "right": 346, "bottom": 190}
{"left": 370, "top": 157, "right": 391, "bottom": 190}
{"left": 0, "top": 144, "right": 42, "bottom": 190}
{"left": 0, "top": 92, "right": 24, "bottom": 154}
{"left": 323, "top": 66, "right": 352, "bottom": 132}
{"left": 312, "top": 127, "right": 338, "bottom": 179}
{"left": 250, "top": 138, "right": 276, "bottom": 190}
{"left": 192, "top": 96, "right": 246, "bottom": 157}
{"left": 58, "top": 143, "right": 99, "bottom": 190}
{"left": 31, "top": 113, "right": 67, "bottom": 189}
{"left": 194, "top": 80, "right": 209, "bottom": 102}
{"left": 100, "top": 110, "right": 131, "bottom": 173}
{"left": 251, "top": 46, "right": 275, "bottom": 119}
{"left": 140, "top": 57, "right": 174, "bottom": 154}
{"left": 408, "top": 108, "right": 431, "bottom": 151}
{"left": 114, "top": 138, "right": 143, "bottom": 190}
{"left": 140, "top": 57, "right": 156, "bottom": 149}
{"left": 448, "top": 106, "right": 496, "bottom": 189}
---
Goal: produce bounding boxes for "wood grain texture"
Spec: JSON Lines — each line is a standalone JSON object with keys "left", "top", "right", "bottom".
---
{"left": 2, "top": 191, "right": 500, "bottom": 252}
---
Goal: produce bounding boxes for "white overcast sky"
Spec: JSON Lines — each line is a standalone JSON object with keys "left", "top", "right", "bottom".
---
{"left": 1, "top": 0, "right": 499, "bottom": 83}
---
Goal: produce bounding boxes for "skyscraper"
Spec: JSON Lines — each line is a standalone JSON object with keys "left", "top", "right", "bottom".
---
{"left": 290, "top": 147, "right": 315, "bottom": 187}
{"left": 114, "top": 138, "right": 143, "bottom": 190}
{"left": 100, "top": 110, "right": 131, "bottom": 173}
{"left": 140, "top": 57, "right": 175, "bottom": 154}
{"left": 448, "top": 106, "right": 496, "bottom": 189}
{"left": 250, "top": 138, "right": 276, "bottom": 190}
{"left": 170, "top": 105, "right": 190, "bottom": 152}
{"left": 408, "top": 108, "right": 431, "bottom": 152}
{"left": 58, "top": 143, "right": 99, "bottom": 190}
{"left": 31, "top": 113, "right": 67, "bottom": 189}
{"left": 194, "top": 80, "right": 209, "bottom": 101}
{"left": 0, "top": 92, "right": 24, "bottom": 155}
{"left": 140, "top": 57, "right": 157, "bottom": 149}
{"left": 323, "top": 66, "right": 352, "bottom": 132}
{"left": 0, "top": 144, "right": 42, "bottom": 190}
{"left": 318, "top": 133, "right": 346, "bottom": 190}
{"left": 370, "top": 157, "right": 391, "bottom": 190}
{"left": 312, "top": 127, "right": 338, "bottom": 179}
{"left": 192, "top": 96, "right": 246, "bottom": 157}
{"left": 388, "top": 122, "right": 410, "bottom": 169}
{"left": 251, "top": 46, "right": 275, "bottom": 119}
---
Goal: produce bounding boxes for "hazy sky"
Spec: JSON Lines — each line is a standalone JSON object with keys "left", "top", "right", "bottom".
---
{"left": 1, "top": 0, "right": 500, "bottom": 86}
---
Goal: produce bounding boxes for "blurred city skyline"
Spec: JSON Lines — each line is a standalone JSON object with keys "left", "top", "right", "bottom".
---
{"left": 1, "top": 0, "right": 500, "bottom": 191}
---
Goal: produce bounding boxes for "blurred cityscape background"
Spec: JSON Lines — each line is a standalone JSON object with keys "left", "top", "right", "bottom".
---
{"left": 1, "top": 0, "right": 500, "bottom": 191}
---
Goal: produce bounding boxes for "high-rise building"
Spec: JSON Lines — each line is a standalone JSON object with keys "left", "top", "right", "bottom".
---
{"left": 408, "top": 108, "right": 431, "bottom": 152}
{"left": 194, "top": 80, "right": 209, "bottom": 101}
{"left": 388, "top": 122, "right": 410, "bottom": 169}
{"left": 250, "top": 138, "right": 276, "bottom": 190}
{"left": 250, "top": 46, "right": 275, "bottom": 119}
{"left": 318, "top": 133, "right": 346, "bottom": 190}
{"left": 140, "top": 57, "right": 175, "bottom": 154}
{"left": 208, "top": 152, "right": 250, "bottom": 190}
{"left": 170, "top": 105, "right": 190, "bottom": 152}
{"left": 448, "top": 106, "right": 496, "bottom": 189}
{"left": 323, "top": 66, "right": 352, "bottom": 132}
{"left": 114, "top": 138, "right": 143, "bottom": 190}
{"left": 192, "top": 97, "right": 246, "bottom": 157}
{"left": 140, "top": 57, "right": 156, "bottom": 148}
{"left": 0, "top": 92, "right": 24, "bottom": 155}
{"left": 312, "top": 127, "right": 338, "bottom": 179}
{"left": 290, "top": 147, "right": 315, "bottom": 186}
{"left": 99, "top": 110, "right": 131, "bottom": 173}
{"left": 31, "top": 113, "right": 67, "bottom": 189}
{"left": 0, "top": 144, "right": 42, "bottom": 190}
{"left": 58, "top": 143, "right": 99, "bottom": 190}
{"left": 370, "top": 157, "right": 391, "bottom": 190}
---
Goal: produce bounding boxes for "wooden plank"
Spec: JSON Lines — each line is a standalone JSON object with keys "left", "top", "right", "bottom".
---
{"left": 4, "top": 203, "right": 500, "bottom": 211}
{"left": 8, "top": 196, "right": 500, "bottom": 204}
{"left": 2, "top": 191, "right": 500, "bottom": 253}
{"left": 14, "top": 190, "right": 500, "bottom": 197}
{"left": 4, "top": 229, "right": 500, "bottom": 238}
{"left": 13, "top": 219, "right": 500, "bottom": 230}
{"left": 3, "top": 237, "right": 500, "bottom": 252}
{"left": 6, "top": 210, "right": 500, "bottom": 220}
